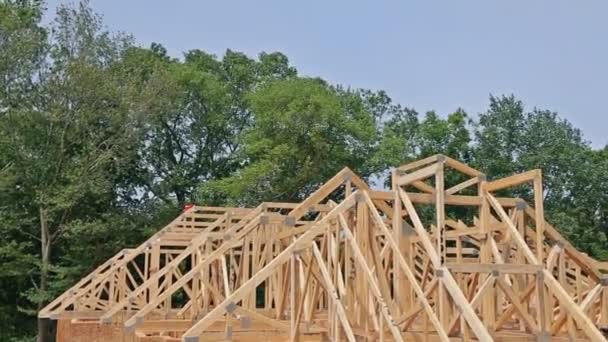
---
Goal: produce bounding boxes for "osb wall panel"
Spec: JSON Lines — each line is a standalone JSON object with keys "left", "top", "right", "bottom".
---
{"left": 57, "top": 319, "right": 136, "bottom": 342}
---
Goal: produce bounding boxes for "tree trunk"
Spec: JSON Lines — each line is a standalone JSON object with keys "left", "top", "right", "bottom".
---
{"left": 37, "top": 206, "right": 52, "bottom": 342}
{"left": 174, "top": 188, "right": 186, "bottom": 208}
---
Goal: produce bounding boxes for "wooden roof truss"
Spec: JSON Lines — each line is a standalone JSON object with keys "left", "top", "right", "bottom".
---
{"left": 42, "top": 155, "right": 608, "bottom": 341}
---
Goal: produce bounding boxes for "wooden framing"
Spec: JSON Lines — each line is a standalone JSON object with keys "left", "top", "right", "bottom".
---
{"left": 42, "top": 155, "right": 608, "bottom": 341}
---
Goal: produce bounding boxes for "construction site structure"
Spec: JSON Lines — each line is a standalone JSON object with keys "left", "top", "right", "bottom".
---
{"left": 40, "top": 155, "right": 608, "bottom": 341}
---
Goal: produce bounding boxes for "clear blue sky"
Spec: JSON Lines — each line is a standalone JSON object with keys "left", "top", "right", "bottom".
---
{"left": 46, "top": 0, "right": 608, "bottom": 148}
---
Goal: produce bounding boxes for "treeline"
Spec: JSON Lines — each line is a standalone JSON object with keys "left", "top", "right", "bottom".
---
{"left": 1, "top": 1, "right": 607, "bottom": 340}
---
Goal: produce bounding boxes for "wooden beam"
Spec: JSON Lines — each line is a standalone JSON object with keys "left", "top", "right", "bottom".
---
{"left": 446, "top": 263, "right": 542, "bottom": 274}
{"left": 484, "top": 170, "right": 539, "bottom": 192}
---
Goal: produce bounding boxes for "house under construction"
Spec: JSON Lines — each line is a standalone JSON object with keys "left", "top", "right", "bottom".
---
{"left": 40, "top": 155, "right": 608, "bottom": 341}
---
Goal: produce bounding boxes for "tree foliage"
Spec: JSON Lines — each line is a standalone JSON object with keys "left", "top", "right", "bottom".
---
{"left": 199, "top": 78, "right": 382, "bottom": 205}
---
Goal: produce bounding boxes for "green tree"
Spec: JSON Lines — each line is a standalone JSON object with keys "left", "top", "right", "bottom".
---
{"left": 0, "top": 0, "right": 47, "bottom": 339}
{"left": 373, "top": 107, "right": 420, "bottom": 171}
{"left": 121, "top": 47, "right": 296, "bottom": 209}
{"left": 0, "top": 2, "right": 141, "bottom": 340}
{"left": 417, "top": 110, "right": 472, "bottom": 160}
{"left": 200, "top": 78, "right": 382, "bottom": 205}
{"left": 0, "top": 0, "right": 46, "bottom": 110}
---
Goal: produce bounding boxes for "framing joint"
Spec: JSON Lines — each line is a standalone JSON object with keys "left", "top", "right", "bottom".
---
{"left": 401, "top": 223, "right": 415, "bottom": 236}
{"left": 342, "top": 173, "right": 352, "bottom": 182}
{"left": 354, "top": 192, "right": 365, "bottom": 203}
{"left": 284, "top": 216, "right": 296, "bottom": 227}
{"left": 226, "top": 302, "right": 237, "bottom": 314}
{"left": 259, "top": 215, "right": 269, "bottom": 225}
